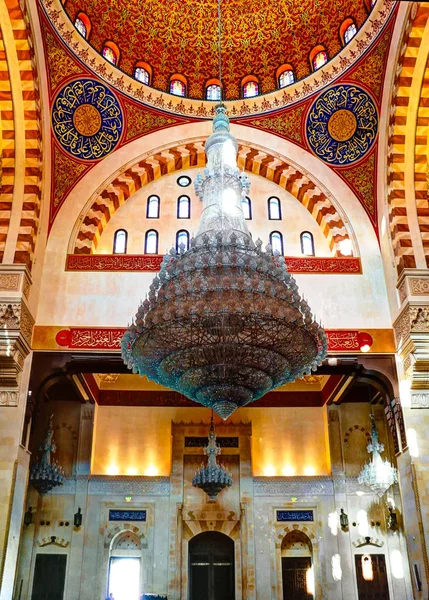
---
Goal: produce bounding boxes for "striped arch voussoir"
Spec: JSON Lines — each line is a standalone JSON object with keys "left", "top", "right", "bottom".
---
{"left": 387, "top": 5, "right": 429, "bottom": 273}
{"left": 74, "top": 142, "right": 349, "bottom": 255}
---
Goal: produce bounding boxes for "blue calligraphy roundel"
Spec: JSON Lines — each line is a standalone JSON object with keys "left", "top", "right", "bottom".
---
{"left": 306, "top": 84, "right": 378, "bottom": 166}
{"left": 52, "top": 78, "right": 123, "bottom": 161}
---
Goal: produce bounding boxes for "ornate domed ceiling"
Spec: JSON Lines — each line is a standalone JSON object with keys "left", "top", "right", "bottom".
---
{"left": 63, "top": 0, "right": 373, "bottom": 100}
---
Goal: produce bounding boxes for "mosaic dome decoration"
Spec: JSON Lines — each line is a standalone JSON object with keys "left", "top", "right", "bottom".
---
{"left": 306, "top": 84, "right": 378, "bottom": 166}
{"left": 63, "top": 0, "right": 371, "bottom": 100}
{"left": 52, "top": 79, "right": 123, "bottom": 161}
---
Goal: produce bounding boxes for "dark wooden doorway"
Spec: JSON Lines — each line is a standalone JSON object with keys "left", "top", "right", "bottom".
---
{"left": 355, "top": 554, "right": 390, "bottom": 600}
{"left": 282, "top": 557, "right": 313, "bottom": 600}
{"left": 189, "top": 531, "right": 235, "bottom": 600}
{"left": 31, "top": 554, "right": 67, "bottom": 600}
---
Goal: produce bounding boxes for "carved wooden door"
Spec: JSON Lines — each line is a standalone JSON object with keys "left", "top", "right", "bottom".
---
{"left": 355, "top": 554, "right": 390, "bottom": 600}
{"left": 282, "top": 557, "right": 313, "bottom": 600}
{"left": 189, "top": 531, "right": 235, "bottom": 600}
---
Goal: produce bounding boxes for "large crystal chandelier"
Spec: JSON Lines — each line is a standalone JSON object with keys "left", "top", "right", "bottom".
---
{"left": 358, "top": 414, "right": 398, "bottom": 497}
{"left": 121, "top": 0, "right": 326, "bottom": 419}
{"left": 29, "top": 415, "right": 65, "bottom": 495}
{"left": 192, "top": 417, "right": 232, "bottom": 500}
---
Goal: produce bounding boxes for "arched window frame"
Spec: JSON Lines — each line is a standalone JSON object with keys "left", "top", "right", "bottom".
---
{"left": 276, "top": 64, "right": 295, "bottom": 89}
{"left": 205, "top": 78, "right": 222, "bottom": 101}
{"left": 340, "top": 18, "right": 357, "bottom": 45}
{"left": 169, "top": 74, "right": 187, "bottom": 97}
{"left": 241, "top": 75, "right": 259, "bottom": 99}
{"left": 270, "top": 231, "right": 284, "bottom": 256}
{"left": 146, "top": 195, "right": 160, "bottom": 219}
{"left": 113, "top": 229, "right": 127, "bottom": 254}
{"left": 176, "top": 229, "right": 190, "bottom": 253}
{"left": 134, "top": 61, "right": 152, "bottom": 85}
{"left": 144, "top": 230, "right": 159, "bottom": 254}
{"left": 242, "top": 196, "right": 252, "bottom": 220}
{"left": 300, "top": 231, "right": 315, "bottom": 256}
{"left": 310, "top": 45, "right": 328, "bottom": 72}
{"left": 102, "top": 41, "right": 120, "bottom": 65}
{"left": 177, "top": 195, "right": 191, "bottom": 219}
{"left": 268, "top": 196, "right": 282, "bottom": 220}
{"left": 74, "top": 12, "right": 91, "bottom": 39}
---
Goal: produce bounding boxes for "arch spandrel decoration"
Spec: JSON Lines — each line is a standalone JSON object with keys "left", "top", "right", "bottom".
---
{"left": 71, "top": 140, "right": 352, "bottom": 257}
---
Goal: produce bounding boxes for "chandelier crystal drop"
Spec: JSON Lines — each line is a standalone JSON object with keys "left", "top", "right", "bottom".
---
{"left": 29, "top": 415, "right": 65, "bottom": 495}
{"left": 192, "top": 417, "right": 233, "bottom": 500}
{"left": 358, "top": 414, "right": 398, "bottom": 497}
{"left": 121, "top": 105, "right": 327, "bottom": 419}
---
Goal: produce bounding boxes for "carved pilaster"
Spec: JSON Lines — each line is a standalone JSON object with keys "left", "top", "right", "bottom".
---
{"left": 0, "top": 298, "right": 34, "bottom": 391}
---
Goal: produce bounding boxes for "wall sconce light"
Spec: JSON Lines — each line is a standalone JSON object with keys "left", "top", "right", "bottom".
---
{"left": 340, "top": 508, "right": 349, "bottom": 531}
{"left": 74, "top": 507, "right": 82, "bottom": 529}
{"left": 24, "top": 507, "right": 33, "bottom": 527}
{"left": 387, "top": 506, "right": 397, "bottom": 530}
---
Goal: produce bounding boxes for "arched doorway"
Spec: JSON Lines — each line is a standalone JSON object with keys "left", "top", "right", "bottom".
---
{"left": 281, "top": 530, "right": 314, "bottom": 600}
{"left": 108, "top": 531, "right": 141, "bottom": 600}
{"left": 189, "top": 531, "right": 235, "bottom": 600}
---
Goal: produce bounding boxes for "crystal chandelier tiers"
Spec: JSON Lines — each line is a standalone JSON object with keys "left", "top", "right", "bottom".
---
{"left": 358, "top": 414, "right": 398, "bottom": 497}
{"left": 29, "top": 414, "right": 65, "bottom": 495}
{"left": 121, "top": 105, "right": 327, "bottom": 419}
{"left": 192, "top": 417, "right": 233, "bottom": 500}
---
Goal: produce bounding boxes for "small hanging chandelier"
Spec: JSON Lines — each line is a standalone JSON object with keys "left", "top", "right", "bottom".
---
{"left": 192, "top": 417, "right": 232, "bottom": 500}
{"left": 358, "top": 414, "right": 398, "bottom": 497}
{"left": 29, "top": 415, "right": 65, "bottom": 495}
{"left": 121, "top": 0, "right": 327, "bottom": 419}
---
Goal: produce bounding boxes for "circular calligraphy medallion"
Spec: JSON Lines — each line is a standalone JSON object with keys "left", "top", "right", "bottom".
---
{"left": 52, "top": 79, "right": 123, "bottom": 161}
{"left": 73, "top": 103, "right": 102, "bottom": 136}
{"left": 306, "top": 85, "right": 378, "bottom": 166}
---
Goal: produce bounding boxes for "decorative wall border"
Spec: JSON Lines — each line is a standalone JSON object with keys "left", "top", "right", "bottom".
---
{"left": 71, "top": 140, "right": 351, "bottom": 257}
{"left": 41, "top": 0, "right": 395, "bottom": 117}
{"left": 65, "top": 254, "right": 362, "bottom": 275}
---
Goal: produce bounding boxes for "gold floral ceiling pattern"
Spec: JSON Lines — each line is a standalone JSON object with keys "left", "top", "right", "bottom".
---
{"left": 63, "top": 0, "right": 372, "bottom": 99}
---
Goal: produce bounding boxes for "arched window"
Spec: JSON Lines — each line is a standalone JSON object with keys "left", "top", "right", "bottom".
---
{"left": 300, "top": 231, "right": 315, "bottom": 256}
{"left": 310, "top": 46, "right": 328, "bottom": 71}
{"left": 177, "top": 195, "right": 190, "bottom": 219}
{"left": 102, "top": 42, "right": 120, "bottom": 65}
{"left": 277, "top": 65, "right": 295, "bottom": 89}
{"left": 146, "top": 195, "right": 160, "bottom": 219}
{"left": 170, "top": 75, "right": 187, "bottom": 97}
{"left": 268, "top": 197, "right": 281, "bottom": 220}
{"left": 145, "top": 230, "right": 158, "bottom": 254}
{"left": 270, "top": 231, "right": 284, "bottom": 255}
{"left": 281, "top": 531, "right": 314, "bottom": 599}
{"left": 113, "top": 229, "right": 127, "bottom": 254}
{"left": 176, "top": 230, "right": 190, "bottom": 253}
{"left": 242, "top": 79, "right": 259, "bottom": 98}
{"left": 74, "top": 13, "right": 91, "bottom": 38}
{"left": 341, "top": 19, "right": 357, "bottom": 45}
{"left": 242, "top": 196, "right": 252, "bottom": 220}
{"left": 206, "top": 83, "right": 222, "bottom": 101}
{"left": 134, "top": 67, "right": 150, "bottom": 84}
{"left": 344, "top": 23, "right": 357, "bottom": 43}
{"left": 108, "top": 531, "right": 141, "bottom": 600}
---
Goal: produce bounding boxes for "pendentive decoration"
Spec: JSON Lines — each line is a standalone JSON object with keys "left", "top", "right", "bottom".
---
{"left": 52, "top": 78, "right": 123, "bottom": 161}
{"left": 192, "top": 417, "right": 232, "bottom": 500}
{"left": 29, "top": 415, "right": 65, "bottom": 495}
{"left": 306, "top": 84, "right": 378, "bottom": 166}
{"left": 358, "top": 414, "right": 398, "bottom": 497}
{"left": 121, "top": 0, "right": 327, "bottom": 419}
